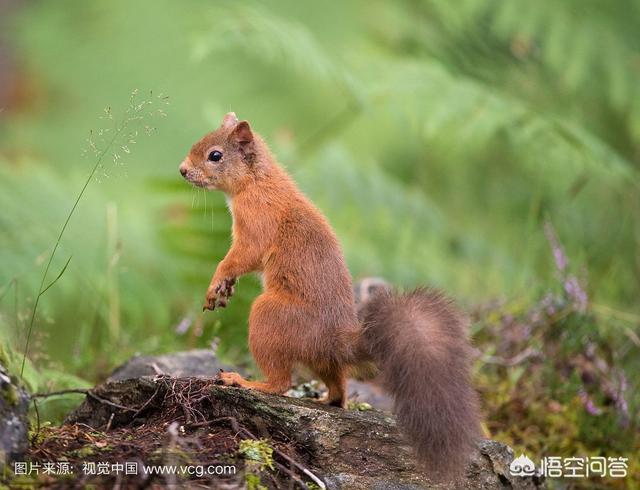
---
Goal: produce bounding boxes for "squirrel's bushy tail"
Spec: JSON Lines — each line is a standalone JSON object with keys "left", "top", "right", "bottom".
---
{"left": 357, "top": 288, "right": 481, "bottom": 481}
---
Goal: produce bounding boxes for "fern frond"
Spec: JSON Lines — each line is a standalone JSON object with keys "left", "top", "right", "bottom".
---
{"left": 192, "top": 4, "right": 339, "bottom": 83}
{"left": 422, "top": 0, "right": 640, "bottom": 122}
{"left": 366, "top": 59, "right": 635, "bottom": 180}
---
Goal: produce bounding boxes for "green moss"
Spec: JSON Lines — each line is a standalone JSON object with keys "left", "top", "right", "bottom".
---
{"left": 73, "top": 445, "right": 97, "bottom": 458}
{"left": 2, "top": 474, "right": 38, "bottom": 488}
{"left": 238, "top": 438, "right": 274, "bottom": 490}
{"left": 238, "top": 439, "right": 274, "bottom": 472}
{"left": 28, "top": 425, "right": 49, "bottom": 446}
{"left": 0, "top": 383, "right": 19, "bottom": 407}
{"left": 347, "top": 401, "right": 372, "bottom": 411}
{"left": 0, "top": 345, "right": 9, "bottom": 369}
{"left": 245, "top": 473, "right": 267, "bottom": 490}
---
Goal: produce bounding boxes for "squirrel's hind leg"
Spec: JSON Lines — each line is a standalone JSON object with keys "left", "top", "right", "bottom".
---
{"left": 217, "top": 317, "right": 293, "bottom": 394}
{"left": 312, "top": 364, "right": 347, "bottom": 408}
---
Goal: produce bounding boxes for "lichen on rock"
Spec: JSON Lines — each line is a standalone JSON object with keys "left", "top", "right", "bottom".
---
{"left": 0, "top": 362, "right": 29, "bottom": 467}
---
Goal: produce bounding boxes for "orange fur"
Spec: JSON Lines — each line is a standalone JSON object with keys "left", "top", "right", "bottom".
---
{"left": 180, "top": 113, "right": 358, "bottom": 406}
{"left": 179, "top": 113, "right": 481, "bottom": 477}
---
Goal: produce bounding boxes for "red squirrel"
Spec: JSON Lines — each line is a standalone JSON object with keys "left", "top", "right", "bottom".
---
{"left": 179, "top": 112, "right": 481, "bottom": 480}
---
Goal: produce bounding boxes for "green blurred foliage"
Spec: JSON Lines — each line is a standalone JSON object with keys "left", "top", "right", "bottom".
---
{"left": 0, "top": 1, "right": 638, "bottom": 486}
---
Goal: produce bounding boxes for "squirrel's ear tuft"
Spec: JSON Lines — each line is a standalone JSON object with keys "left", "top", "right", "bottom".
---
{"left": 221, "top": 112, "right": 238, "bottom": 129}
{"left": 230, "top": 120, "right": 253, "bottom": 144}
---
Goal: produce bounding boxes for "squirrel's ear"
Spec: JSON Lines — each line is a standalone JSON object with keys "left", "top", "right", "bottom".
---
{"left": 221, "top": 112, "right": 238, "bottom": 129}
{"left": 230, "top": 120, "right": 253, "bottom": 144}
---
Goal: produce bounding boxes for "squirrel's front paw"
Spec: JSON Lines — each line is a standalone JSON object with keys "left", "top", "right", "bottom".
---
{"left": 203, "top": 277, "right": 236, "bottom": 311}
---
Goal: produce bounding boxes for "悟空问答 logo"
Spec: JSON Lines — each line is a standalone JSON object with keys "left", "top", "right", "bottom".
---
{"left": 510, "top": 454, "right": 536, "bottom": 476}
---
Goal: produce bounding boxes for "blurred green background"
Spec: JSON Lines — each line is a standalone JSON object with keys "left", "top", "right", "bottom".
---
{"left": 0, "top": 1, "right": 638, "bottom": 486}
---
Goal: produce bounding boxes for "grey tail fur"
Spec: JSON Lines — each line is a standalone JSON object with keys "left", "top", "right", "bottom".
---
{"left": 357, "top": 287, "right": 481, "bottom": 481}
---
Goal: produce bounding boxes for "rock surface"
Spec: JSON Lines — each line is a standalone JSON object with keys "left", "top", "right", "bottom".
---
{"left": 65, "top": 376, "right": 544, "bottom": 489}
{"left": 0, "top": 362, "right": 29, "bottom": 466}
{"left": 108, "top": 348, "right": 238, "bottom": 381}
{"left": 110, "top": 349, "right": 394, "bottom": 411}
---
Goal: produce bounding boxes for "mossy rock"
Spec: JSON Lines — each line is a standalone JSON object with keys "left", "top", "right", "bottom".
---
{"left": 0, "top": 362, "right": 30, "bottom": 466}
{"left": 63, "top": 375, "right": 544, "bottom": 489}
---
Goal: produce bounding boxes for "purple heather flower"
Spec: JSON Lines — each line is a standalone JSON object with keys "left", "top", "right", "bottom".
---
{"left": 564, "top": 276, "right": 588, "bottom": 312}
{"left": 613, "top": 371, "right": 630, "bottom": 427}
{"left": 544, "top": 221, "right": 568, "bottom": 273}
{"left": 579, "top": 390, "right": 602, "bottom": 416}
{"left": 175, "top": 316, "right": 192, "bottom": 335}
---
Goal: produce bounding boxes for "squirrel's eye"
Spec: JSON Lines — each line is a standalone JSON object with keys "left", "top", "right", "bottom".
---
{"left": 208, "top": 150, "right": 223, "bottom": 162}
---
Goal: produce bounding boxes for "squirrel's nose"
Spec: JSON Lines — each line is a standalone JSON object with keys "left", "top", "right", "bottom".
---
{"left": 179, "top": 166, "right": 187, "bottom": 177}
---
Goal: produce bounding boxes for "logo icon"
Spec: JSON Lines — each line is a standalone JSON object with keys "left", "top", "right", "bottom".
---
{"left": 510, "top": 454, "right": 536, "bottom": 476}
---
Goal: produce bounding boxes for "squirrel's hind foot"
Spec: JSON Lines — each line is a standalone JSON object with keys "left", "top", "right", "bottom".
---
{"left": 316, "top": 393, "right": 346, "bottom": 408}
